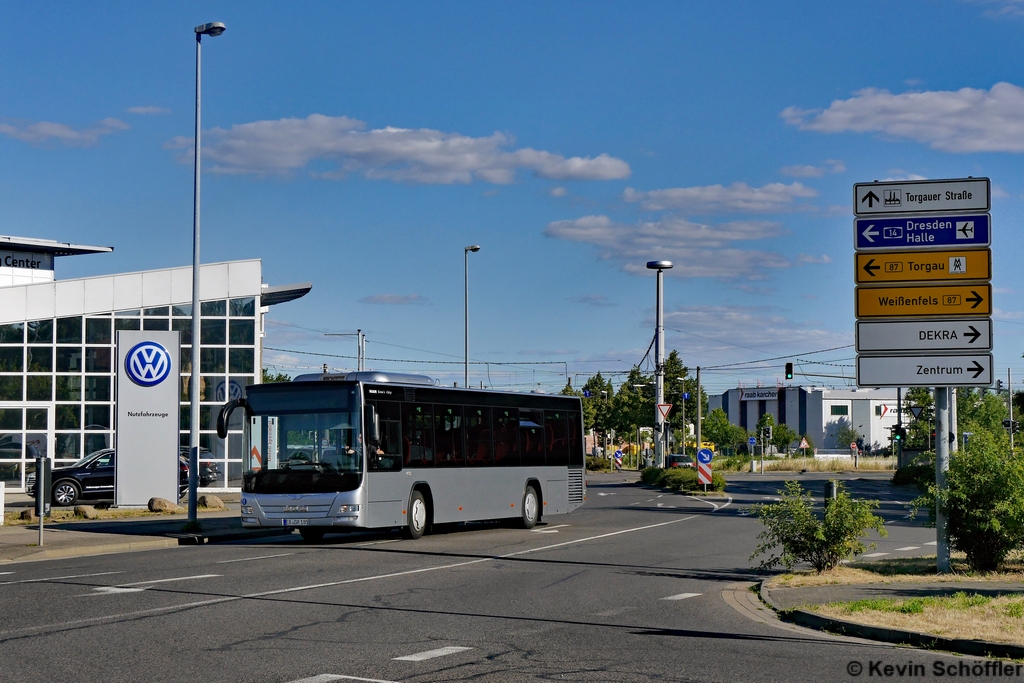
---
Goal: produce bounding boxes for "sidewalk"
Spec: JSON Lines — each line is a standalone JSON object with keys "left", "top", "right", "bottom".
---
{"left": 0, "top": 498, "right": 292, "bottom": 564}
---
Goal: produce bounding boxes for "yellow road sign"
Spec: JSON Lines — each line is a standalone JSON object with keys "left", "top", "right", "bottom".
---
{"left": 854, "top": 249, "right": 991, "bottom": 284}
{"left": 855, "top": 283, "right": 991, "bottom": 318}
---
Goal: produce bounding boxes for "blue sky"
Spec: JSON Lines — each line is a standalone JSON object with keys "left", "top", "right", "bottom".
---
{"left": 2, "top": 1, "right": 1024, "bottom": 394}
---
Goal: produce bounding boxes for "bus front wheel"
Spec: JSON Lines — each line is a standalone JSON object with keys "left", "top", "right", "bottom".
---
{"left": 520, "top": 485, "right": 540, "bottom": 529}
{"left": 405, "top": 491, "right": 428, "bottom": 539}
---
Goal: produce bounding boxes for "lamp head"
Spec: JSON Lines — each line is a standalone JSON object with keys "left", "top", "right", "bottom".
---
{"left": 646, "top": 260, "right": 673, "bottom": 270}
{"left": 465, "top": 245, "right": 481, "bottom": 253}
{"left": 195, "top": 22, "right": 227, "bottom": 37}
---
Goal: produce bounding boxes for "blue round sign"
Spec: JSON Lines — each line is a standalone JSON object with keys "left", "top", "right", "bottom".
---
{"left": 683, "top": 392, "right": 690, "bottom": 400}
{"left": 125, "top": 340, "right": 172, "bottom": 387}
{"left": 697, "top": 448, "right": 713, "bottom": 464}
{"left": 748, "top": 436, "right": 757, "bottom": 447}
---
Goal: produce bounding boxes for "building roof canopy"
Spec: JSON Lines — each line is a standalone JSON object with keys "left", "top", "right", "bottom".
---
{"left": 0, "top": 234, "right": 113, "bottom": 256}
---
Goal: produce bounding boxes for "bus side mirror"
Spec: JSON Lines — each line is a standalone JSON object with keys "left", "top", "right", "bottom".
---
{"left": 365, "top": 405, "right": 380, "bottom": 445}
{"left": 217, "top": 398, "right": 251, "bottom": 439}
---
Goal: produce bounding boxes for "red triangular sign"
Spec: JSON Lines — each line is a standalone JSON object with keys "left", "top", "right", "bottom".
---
{"left": 658, "top": 403, "right": 673, "bottom": 419}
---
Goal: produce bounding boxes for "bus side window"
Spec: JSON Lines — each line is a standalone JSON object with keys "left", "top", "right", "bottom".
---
{"left": 493, "top": 408, "right": 520, "bottom": 467}
{"left": 545, "top": 410, "right": 569, "bottom": 466}
{"left": 567, "top": 411, "right": 583, "bottom": 467}
{"left": 465, "top": 407, "right": 492, "bottom": 466}
{"left": 402, "top": 403, "right": 434, "bottom": 468}
{"left": 519, "top": 408, "right": 545, "bottom": 466}
{"left": 369, "top": 401, "right": 402, "bottom": 471}
{"left": 434, "top": 405, "right": 464, "bottom": 467}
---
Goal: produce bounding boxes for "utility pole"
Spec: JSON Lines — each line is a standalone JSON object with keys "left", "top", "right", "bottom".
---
{"left": 695, "top": 367, "right": 702, "bottom": 454}
{"left": 935, "top": 386, "right": 950, "bottom": 573}
{"left": 896, "top": 387, "right": 903, "bottom": 467}
{"left": 1010, "top": 369, "right": 1015, "bottom": 454}
{"left": 646, "top": 260, "right": 672, "bottom": 467}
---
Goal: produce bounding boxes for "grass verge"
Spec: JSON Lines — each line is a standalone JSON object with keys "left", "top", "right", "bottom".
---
{"left": 768, "top": 555, "right": 1024, "bottom": 588}
{"left": 2, "top": 506, "right": 225, "bottom": 526}
{"left": 763, "top": 456, "right": 895, "bottom": 472}
{"left": 807, "top": 592, "right": 1024, "bottom": 646}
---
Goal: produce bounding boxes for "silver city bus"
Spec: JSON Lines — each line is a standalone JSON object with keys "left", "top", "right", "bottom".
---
{"left": 217, "top": 371, "right": 586, "bottom": 542}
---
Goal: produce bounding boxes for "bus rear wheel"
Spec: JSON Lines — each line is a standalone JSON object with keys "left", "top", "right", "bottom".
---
{"left": 405, "top": 491, "right": 428, "bottom": 539}
{"left": 520, "top": 485, "right": 540, "bottom": 529}
{"left": 298, "top": 528, "right": 325, "bottom": 543}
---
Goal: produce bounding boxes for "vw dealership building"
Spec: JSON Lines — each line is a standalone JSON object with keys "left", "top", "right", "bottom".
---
{"left": 0, "top": 235, "right": 308, "bottom": 494}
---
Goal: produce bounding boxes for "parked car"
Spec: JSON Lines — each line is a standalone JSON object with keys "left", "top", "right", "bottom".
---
{"left": 27, "top": 448, "right": 219, "bottom": 506}
{"left": 666, "top": 454, "right": 695, "bottom": 468}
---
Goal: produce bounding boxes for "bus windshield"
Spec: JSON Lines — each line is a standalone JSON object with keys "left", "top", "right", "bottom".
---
{"left": 275, "top": 412, "right": 361, "bottom": 474}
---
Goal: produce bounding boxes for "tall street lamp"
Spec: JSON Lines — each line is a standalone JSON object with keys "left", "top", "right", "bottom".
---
{"left": 464, "top": 245, "right": 480, "bottom": 387}
{"left": 189, "top": 21, "right": 226, "bottom": 527}
{"left": 646, "top": 260, "right": 672, "bottom": 468}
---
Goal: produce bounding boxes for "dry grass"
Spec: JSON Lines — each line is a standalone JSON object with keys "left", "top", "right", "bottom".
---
{"left": 809, "top": 592, "right": 1024, "bottom": 646}
{"left": 769, "top": 555, "right": 1024, "bottom": 588}
{"left": 2, "top": 505, "right": 224, "bottom": 526}
{"left": 763, "top": 456, "right": 895, "bottom": 472}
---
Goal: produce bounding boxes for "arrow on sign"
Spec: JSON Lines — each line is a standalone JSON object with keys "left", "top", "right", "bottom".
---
{"left": 969, "top": 360, "right": 985, "bottom": 379}
{"left": 965, "top": 325, "right": 982, "bottom": 344}
{"left": 862, "top": 258, "right": 879, "bottom": 277}
{"left": 862, "top": 191, "right": 880, "bottom": 208}
{"left": 967, "top": 290, "right": 984, "bottom": 309}
{"left": 862, "top": 224, "right": 879, "bottom": 243}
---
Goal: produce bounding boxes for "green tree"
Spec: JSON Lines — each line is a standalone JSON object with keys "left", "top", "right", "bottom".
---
{"left": 834, "top": 420, "right": 860, "bottom": 450}
{"left": 751, "top": 480, "right": 887, "bottom": 573}
{"left": 580, "top": 373, "right": 614, "bottom": 434}
{"left": 663, "top": 351, "right": 707, "bottom": 433}
{"left": 772, "top": 423, "right": 798, "bottom": 454}
{"left": 702, "top": 408, "right": 747, "bottom": 452}
{"left": 261, "top": 368, "right": 291, "bottom": 383}
{"left": 610, "top": 366, "right": 653, "bottom": 435}
{"left": 903, "top": 387, "right": 933, "bottom": 450}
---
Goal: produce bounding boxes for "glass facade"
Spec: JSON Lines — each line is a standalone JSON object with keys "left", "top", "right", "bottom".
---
{"left": 0, "top": 296, "right": 258, "bottom": 491}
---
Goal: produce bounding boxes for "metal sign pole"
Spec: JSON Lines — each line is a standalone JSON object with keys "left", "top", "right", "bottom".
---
{"left": 1010, "top": 368, "right": 1015, "bottom": 454}
{"left": 935, "top": 386, "right": 951, "bottom": 573}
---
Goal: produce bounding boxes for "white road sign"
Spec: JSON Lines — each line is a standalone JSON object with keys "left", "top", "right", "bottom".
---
{"left": 854, "top": 178, "right": 989, "bottom": 216}
{"left": 857, "top": 354, "right": 993, "bottom": 387}
{"left": 856, "top": 318, "right": 992, "bottom": 353}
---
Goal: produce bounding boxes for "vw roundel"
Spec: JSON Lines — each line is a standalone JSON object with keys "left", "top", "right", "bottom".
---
{"left": 125, "top": 341, "right": 172, "bottom": 387}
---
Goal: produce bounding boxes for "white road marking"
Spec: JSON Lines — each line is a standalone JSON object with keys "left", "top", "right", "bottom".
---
{"left": 0, "top": 571, "right": 124, "bottom": 586}
{"left": 895, "top": 546, "right": 920, "bottom": 552}
{"left": 531, "top": 524, "right": 569, "bottom": 533}
{"left": 629, "top": 501, "right": 641, "bottom": 505}
{"left": 596, "top": 492, "right": 615, "bottom": 496}
{"left": 394, "top": 646, "right": 473, "bottom": 662}
{"left": 656, "top": 503, "right": 664, "bottom": 507}
{"left": 532, "top": 529, "right": 559, "bottom": 534}
{"left": 661, "top": 592, "right": 701, "bottom": 601}
{"left": 284, "top": 675, "right": 402, "bottom": 683}
{"left": 657, "top": 494, "right": 664, "bottom": 499}
{"left": 924, "top": 541, "right": 938, "bottom": 546}
{"left": 686, "top": 496, "right": 733, "bottom": 511}
{"left": 216, "top": 553, "right": 294, "bottom": 564}
{"left": 0, "top": 572, "right": 13, "bottom": 576}
{"left": 355, "top": 539, "right": 402, "bottom": 547}
{"left": 861, "top": 552, "right": 889, "bottom": 558}
{"left": 1, "top": 515, "right": 705, "bottom": 638}
{"left": 87, "top": 574, "right": 221, "bottom": 596}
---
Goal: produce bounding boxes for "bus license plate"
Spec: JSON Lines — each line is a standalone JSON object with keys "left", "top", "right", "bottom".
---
{"left": 283, "top": 519, "right": 309, "bottom": 526}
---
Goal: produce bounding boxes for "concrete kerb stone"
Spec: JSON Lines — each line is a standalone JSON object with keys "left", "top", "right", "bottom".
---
{"left": 0, "top": 538, "right": 180, "bottom": 565}
{"left": 759, "top": 580, "right": 1024, "bottom": 660}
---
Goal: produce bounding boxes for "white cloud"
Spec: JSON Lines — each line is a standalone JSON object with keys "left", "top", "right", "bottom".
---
{"left": 969, "top": 0, "right": 1024, "bottom": 19}
{"left": 359, "top": 294, "right": 429, "bottom": 305}
{"left": 128, "top": 106, "right": 170, "bottom": 115}
{"left": 170, "top": 114, "right": 630, "bottom": 184}
{"left": 782, "top": 82, "right": 1024, "bottom": 153}
{"left": 780, "top": 159, "right": 846, "bottom": 178}
{"left": 570, "top": 294, "right": 615, "bottom": 307}
{"left": 550, "top": 186, "right": 568, "bottom": 197}
{"left": 544, "top": 214, "right": 790, "bottom": 279}
{"left": 797, "top": 253, "right": 832, "bottom": 264}
{"left": 622, "top": 182, "right": 817, "bottom": 213}
{"left": 0, "top": 117, "right": 128, "bottom": 146}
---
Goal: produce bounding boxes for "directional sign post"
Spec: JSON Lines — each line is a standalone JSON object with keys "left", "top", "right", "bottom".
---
{"left": 855, "top": 178, "right": 990, "bottom": 216}
{"left": 855, "top": 214, "right": 991, "bottom": 251}
{"left": 697, "top": 448, "right": 713, "bottom": 487}
{"left": 855, "top": 283, "right": 991, "bottom": 318}
{"left": 857, "top": 354, "right": 993, "bottom": 387}
{"left": 855, "top": 249, "right": 990, "bottom": 284}
{"left": 856, "top": 319, "right": 992, "bottom": 353}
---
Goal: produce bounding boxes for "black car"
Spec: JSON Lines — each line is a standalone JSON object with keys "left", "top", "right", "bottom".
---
{"left": 27, "top": 449, "right": 218, "bottom": 506}
{"left": 667, "top": 453, "right": 695, "bottom": 468}
{"left": 179, "top": 447, "right": 223, "bottom": 488}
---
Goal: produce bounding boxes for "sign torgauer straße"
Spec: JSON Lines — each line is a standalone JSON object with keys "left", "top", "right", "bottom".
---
{"left": 854, "top": 178, "right": 990, "bottom": 215}
{"left": 855, "top": 283, "right": 991, "bottom": 318}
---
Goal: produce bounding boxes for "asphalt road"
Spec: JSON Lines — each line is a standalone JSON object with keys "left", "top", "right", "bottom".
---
{"left": 0, "top": 472, "right": 979, "bottom": 682}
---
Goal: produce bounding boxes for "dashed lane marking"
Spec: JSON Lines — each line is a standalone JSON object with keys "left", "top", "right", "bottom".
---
{"left": 88, "top": 574, "right": 221, "bottom": 595}
{"left": 394, "top": 646, "right": 473, "bottom": 662}
{"left": 0, "top": 572, "right": 13, "bottom": 576}
{"left": 531, "top": 524, "right": 569, "bottom": 533}
{"left": 661, "top": 592, "right": 701, "bottom": 601}
{"left": 284, "top": 675, "right": 402, "bottom": 683}
{"left": 216, "top": 553, "right": 294, "bottom": 564}
{"left": 629, "top": 502, "right": 641, "bottom": 505}
{"left": 924, "top": 541, "right": 938, "bottom": 546}
{"left": 596, "top": 492, "right": 616, "bottom": 496}
{"left": 355, "top": 539, "right": 402, "bottom": 547}
{"left": 861, "top": 552, "right": 890, "bottom": 558}
{"left": 0, "top": 571, "right": 123, "bottom": 586}
{"left": 895, "top": 546, "right": 921, "bottom": 552}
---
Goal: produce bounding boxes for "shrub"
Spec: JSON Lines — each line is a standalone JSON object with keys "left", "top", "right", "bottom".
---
{"left": 912, "top": 431, "right": 1024, "bottom": 571}
{"left": 586, "top": 456, "right": 610, "bottom": 472}
{"left": 892, "top": 462, "right": 933, "bottom": 490}
{"left": 641, "top": 466, "right": 726, "bottom": 492}
{"left": 640, "top": 466, "right": 662, "bottom": 485}
{"left": 750, "top": 480, "right": 887, "bottom": 573}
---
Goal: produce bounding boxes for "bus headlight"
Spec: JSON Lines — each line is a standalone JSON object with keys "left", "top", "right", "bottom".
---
{"left": 336, "top": 504, "right": 360, "bottom": 513}
{"left": 241, "top": 505, "right": 254, "bottom": 514}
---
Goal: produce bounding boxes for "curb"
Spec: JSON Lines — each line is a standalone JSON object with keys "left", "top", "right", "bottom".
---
{"left": 759, "top": 580, "right": 1024, "bottom": 660}
{"left": 0, "top": 538, "right": 179, "bottom": 565}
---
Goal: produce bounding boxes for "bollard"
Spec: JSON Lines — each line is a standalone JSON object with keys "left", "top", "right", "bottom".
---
{"left": 825, "top": 479, "right": 838, "bottom": 505}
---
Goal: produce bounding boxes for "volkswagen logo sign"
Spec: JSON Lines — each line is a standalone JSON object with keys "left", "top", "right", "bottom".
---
{"left": 125, "top": 341, "right": 172, "bottom": 387}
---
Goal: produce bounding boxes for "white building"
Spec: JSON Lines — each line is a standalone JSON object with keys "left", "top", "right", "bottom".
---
{"left": 708, "top": 386, "right": 901, "bottom": 451}
{"left": 0, "top": 235, "right": 309, "bottom": 493}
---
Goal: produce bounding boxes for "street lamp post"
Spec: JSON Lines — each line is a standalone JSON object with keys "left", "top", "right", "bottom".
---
{"left": 646, "top": 260, "right": 673, "bottom": 468}
{"left": 189, "top": 21, "right": 226, "bottom": 527}
{"left": 464, "top": 245, "right": 480, "bottom": 388}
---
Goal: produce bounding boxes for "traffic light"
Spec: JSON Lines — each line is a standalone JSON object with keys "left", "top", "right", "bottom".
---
{"left": 997, "top": 380, "right": 1004, "bottom": 391}
{"left": 1004, "top": 419, "right": 1020, "bottom": 434}
{"left": 892, "top": 426, "right": 906, "bottom": 442}
{"left": 785, "top": 362, "right": 794, "bottom": 380}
